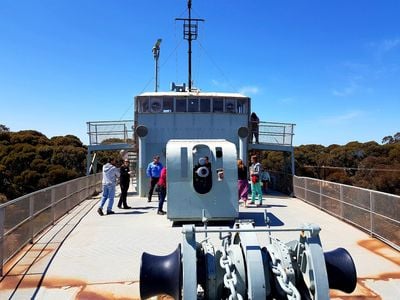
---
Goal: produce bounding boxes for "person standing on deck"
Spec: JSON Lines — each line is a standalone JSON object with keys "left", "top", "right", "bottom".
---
{"left": 157, "top": 167, "right": 167, "bottom": 215}
{"left": 98, "top": 158, "right": 120, "bottom": 216}
{"left": 249, "top": 155, "right": 263, "bottom": 206}
{"left": 237, "top": 159, "right": 249, "bottom": 206}
{"left": 250, "top": 112, "right": 260, "bottom": 144}
{"left": 146, "top": 155, "right": 163, "bottom": 202}
{"left": 117, "top": 159, "right": 132, "bottom": 209}
{"left": 260, "top": 168, "right": 271, "bottom": 194}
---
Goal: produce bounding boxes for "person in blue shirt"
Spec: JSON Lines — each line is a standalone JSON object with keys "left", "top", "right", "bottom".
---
{"left": 146, "top": 155, "right": 163, "bottom": 202}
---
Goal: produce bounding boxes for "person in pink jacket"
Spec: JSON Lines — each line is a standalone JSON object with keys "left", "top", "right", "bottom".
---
{"left": 156, "top": 167, "right": 167, "bottom": 215}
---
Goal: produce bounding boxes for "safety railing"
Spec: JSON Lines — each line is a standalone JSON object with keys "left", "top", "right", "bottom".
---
{"left": 293, "top": 176, "right": 400, "bottom": 251}
{"left": 258, "top": 121, "right": 295, "bottom": 146}
{"left": 0, "top": 174, "right": 102, "bottom": 276}
{"left": 87, "top": 120, "right": 134, "bottom": 145}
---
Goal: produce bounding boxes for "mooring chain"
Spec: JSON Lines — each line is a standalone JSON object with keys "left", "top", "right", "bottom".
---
{"left": 269, "top": 248, "right": 301, "bottom": 300}
{"left": 220, "top": 236, "right": 243, "bottom": 300}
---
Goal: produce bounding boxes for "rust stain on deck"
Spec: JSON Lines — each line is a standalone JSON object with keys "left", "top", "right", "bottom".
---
{"left": 358, "top": 238, "right": 400, "bottom": 266}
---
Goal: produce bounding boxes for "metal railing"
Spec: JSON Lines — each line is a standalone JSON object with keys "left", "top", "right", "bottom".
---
{"left": 258, "top": 121, "right": 295, "bottom": 146}
{"left": 293, "top": 176, "right": 400, "bottom": 251}
{"left": 87, "top": 120, "right": 134, "bottom": 145}
{"left": 0, "top": 174, "right": 102, "bottom": 276}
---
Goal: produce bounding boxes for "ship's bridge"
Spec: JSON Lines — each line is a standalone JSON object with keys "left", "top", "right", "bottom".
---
{"left": 132, "top": 91, "right": 295, "bottom": 197}
{"left": 86, "top": 93, "right": 295, "bottom": 197}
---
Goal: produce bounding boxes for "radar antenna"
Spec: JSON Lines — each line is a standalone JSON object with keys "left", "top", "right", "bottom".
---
{"left": 176, "top": 0, "right": 204, "bottom": 92}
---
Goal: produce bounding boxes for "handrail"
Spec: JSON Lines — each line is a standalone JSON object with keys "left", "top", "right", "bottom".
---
{"left": 293, "top": 175, "right": 400, "bottom": 251}
{"left": 0, "top": 174, "right": 102, "bottom": 276}
{"left": 87, "top": 120, "right": 134, "bottom": 145}
{"left": 258, "top": 121, "right": 295, "bottom": 146}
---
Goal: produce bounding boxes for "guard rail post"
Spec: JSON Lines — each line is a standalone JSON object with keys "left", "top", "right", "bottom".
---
{"left": 0, "top": 207, "right": 4, "bottom": 276}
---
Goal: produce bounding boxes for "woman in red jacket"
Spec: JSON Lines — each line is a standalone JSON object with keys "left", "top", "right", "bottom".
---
{"left": 157, "top": 167, "right": 167, "bottom": 215}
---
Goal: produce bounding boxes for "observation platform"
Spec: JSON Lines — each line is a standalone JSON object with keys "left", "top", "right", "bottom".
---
{"left": 1, "top": 184, "right": 399, "bottom": 299}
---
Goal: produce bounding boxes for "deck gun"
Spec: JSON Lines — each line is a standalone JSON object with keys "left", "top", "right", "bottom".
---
{"left": 140, "top": 212, "right": 357, "bottom": 299}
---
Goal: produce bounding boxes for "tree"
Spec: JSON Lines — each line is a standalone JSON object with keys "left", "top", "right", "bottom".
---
{"left": 382, "top": 132, "right": 400, "bottom": 144}
{"left": 10, "top": 130, "right": 49, "bottom": 145}
{"left": 394, "top": 132, "right": 400, "bottom": 143}
{"left": 50, "top": 135, "right": 84, "bottom": 147}
{"left": 382, "top": 136, "right": 394, "bottom": 145}
{"left": 0, "top": 130, "right": 87, "bottom": 201}
{"left": 0, "top": 124, "right": 10, "bottom": 132}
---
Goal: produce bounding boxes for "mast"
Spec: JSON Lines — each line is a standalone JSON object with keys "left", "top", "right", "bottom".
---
{"left": 176, "top": 0, "right": 204, "bottom": 92}
{"left": 152, "top": 38, "right": 162, "bottom": 92}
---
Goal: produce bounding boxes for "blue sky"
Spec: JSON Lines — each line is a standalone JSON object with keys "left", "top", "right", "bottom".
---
{"left": 1, "top": 0, "right": 399, "bottom": 146}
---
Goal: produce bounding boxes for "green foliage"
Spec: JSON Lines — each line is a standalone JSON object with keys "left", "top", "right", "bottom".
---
{"left": 293, "top": 142, "right": 400, "bottom": 195}
{"left": 50, "top": 135, "right": 83, "bottom": 147}
{"left": 10, "top": 130, "right": 50, "bottom": 145}
{"left": 382, "top": 132, "right": 400, "bottom": 144}
{"left": 0, "top": 130, "right": 87, "bottom": 201}
{"left": 47, "top": 165, "right": 79, "bottom": 185}
{"left": 0, "top": 131, "right": 11, "bottom": 145}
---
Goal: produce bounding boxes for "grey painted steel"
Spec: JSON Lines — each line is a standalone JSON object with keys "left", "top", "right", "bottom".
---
{"left": 203, "top": 242, "right": 218, "bottom": 299}
{"left": 138, "top": 134, "right": 147, "bottom": 197}
{"left": 227, "top": 244, "right": 247, "bottom": 295}
{"left": 239, "top": 134, "right": 247, "bottom": 166}
{"left": 166, "top": 140, "right": 238, "bottom": 221}
{"left": 175, "top": 222, "right": 338, "bottom": 298}
{"left": 301, "top": 224, "right": 330, "bottom": 300}
{"left": 235, "top": 222, "right": 268, "bottom": 299}
{"left": 182, "top": 225, "right": 197, "bottom": 300}
{"left": 134, "top": 93, "right": 251, "bottom": 198}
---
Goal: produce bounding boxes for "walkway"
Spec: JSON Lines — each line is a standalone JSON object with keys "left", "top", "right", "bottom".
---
{"left": 1, "top": 188, "right": 399, "bottom": 299}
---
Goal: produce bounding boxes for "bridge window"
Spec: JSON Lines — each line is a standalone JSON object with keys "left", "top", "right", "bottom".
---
{"left": 225, "top": 99, "right": 236, "bottom": 113}
{"left": 139, "top": 98, "right": 149, "bottom": 112}
{"left": 237, "top": 99, "right": 248, "bottom": 114}
{"left": 176, "top": 99, "right": 187, "bottom": 112}
{"left": 163, "top": 97, "right": 174, "bottom": 112}
{"left": 200, "top": 98, "right": 210, "bottom": 112}
{"left": 188, "top": 98, "right": 199, "bottom": 112}
{"left": 213, "top": 99, "right": 223, "bottom": 112}
{"left": 150, "top": 98, "right": 162, "bottom": 112}
{"left": 138, "top": 96, "right": 248, "bottom": 114}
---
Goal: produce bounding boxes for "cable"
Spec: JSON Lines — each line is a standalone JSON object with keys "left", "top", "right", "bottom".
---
{"left": 303, "top": 165, "right": 400, "bottom": 172}
{"left": 197, "top": 40, "right": 237, "bottom": 92}
{"left": 117, "top": 38, "right": 184, "bottom": 122}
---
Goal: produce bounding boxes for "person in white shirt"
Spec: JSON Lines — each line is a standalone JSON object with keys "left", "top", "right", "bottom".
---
{"left": 97, "top": 158, "right": 120, "bottom": 216}
{"left": 249, "top": 155, "right": 263, "bottom": 206}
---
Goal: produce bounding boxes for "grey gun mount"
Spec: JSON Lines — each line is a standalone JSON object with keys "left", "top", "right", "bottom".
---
{"left": 166, "top": 140, "right": 239, "bottom": 222}
{"left": 140, "top": 218, "right": 357, "bottom": 299}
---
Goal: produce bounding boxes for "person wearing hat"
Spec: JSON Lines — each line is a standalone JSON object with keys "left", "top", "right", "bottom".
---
{"left": 118, "top": 159, "right": 133, "bottom": 209}
{"left": 146, "top": 155, "right": 163, "bottom": 202}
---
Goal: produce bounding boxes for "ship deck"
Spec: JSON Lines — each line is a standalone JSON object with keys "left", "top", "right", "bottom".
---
{"left": 1, "top": 185, "right": 399, "bottom": 299}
